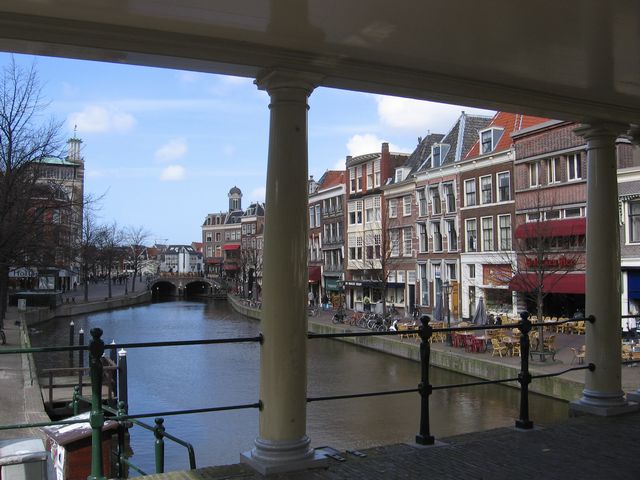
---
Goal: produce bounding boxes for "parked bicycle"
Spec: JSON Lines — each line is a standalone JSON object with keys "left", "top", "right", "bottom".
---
{"left": 307, "top": 304, "right": 318, "bottom": 317}
{"left": 332, "top": 306, "right": 346, "bottom": 324}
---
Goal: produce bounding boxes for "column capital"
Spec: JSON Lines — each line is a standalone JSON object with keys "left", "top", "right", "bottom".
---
{"left": 574, "top": 121, "right": 629, "bottom": 141}
{"left": 254, "top": 68, "right": 323, "bottom": 95}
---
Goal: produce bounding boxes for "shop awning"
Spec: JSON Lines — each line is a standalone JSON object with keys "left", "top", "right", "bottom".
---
{"left": 206, "top": 258, "right": 223, "bottom": 264}
{"left": 515, "top": 218, "right": 586, "bottom": 239}
{"left": 627, "top": 270, "right": 640, "bottom": 300}
{"left": 308, "top": 266, "right": 321, "bottom": 283}
{"left": 223, "top": 244, "right": 241, "bottom": 250}
{"left": 224, "top": 264, "right": 239, "bottom": 271}
{"left": 509, "top": 273, "right": 585, "bottom": 294}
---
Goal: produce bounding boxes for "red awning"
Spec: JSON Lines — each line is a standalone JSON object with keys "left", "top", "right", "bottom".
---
{"left": 515, "top": 218, "right": 586, "bottom": 239}
{"left": 206, "top": 258, "right": 223, "bottom": 264}
{"left": 224, "top": 264, "right": 239, "bottom": 271}
{"left": 308, "top": 266, "right": 321, "bottom": 283}
{"left": 509, "top": 273, "right": 585, "bottom": 294}
{"left": 223, "top": 244, "right": 241, "bottom": 250}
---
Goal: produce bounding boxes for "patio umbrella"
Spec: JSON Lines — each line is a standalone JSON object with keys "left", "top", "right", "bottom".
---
{"left": 472, "top": 297, "right": 488, "bottom": 325}
{"left": 433, "top": 293, "right": 444, "bottom": 323}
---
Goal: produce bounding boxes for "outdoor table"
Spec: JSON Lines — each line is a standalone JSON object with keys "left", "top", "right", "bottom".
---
{"left": 472, "top": 336, "right": 489, "bottom": 353}
{"left": 501, "top": 337, "right": 518, "bottom": 356}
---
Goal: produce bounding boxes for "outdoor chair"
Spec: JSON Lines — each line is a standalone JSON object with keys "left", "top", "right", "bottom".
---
{"left": 573, "top": 321, "right": 586, "bottom": 335}
{"left": 491, "top": 338, "right": 507, "bottom": 357}
{"left": 571, "top": 345, "right": 586, "bottom": 365}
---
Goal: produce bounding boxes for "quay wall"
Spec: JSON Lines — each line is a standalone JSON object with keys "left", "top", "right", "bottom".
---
{"left": 227, "top": 295, "right": 582, "bottom": 402}
{"left": 19, "top": 290, "right": 152, "bottom": 326}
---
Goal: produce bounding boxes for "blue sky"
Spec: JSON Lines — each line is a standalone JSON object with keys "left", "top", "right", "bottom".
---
{"left": 3, "top": 53, "right": 493, "bottom": 245}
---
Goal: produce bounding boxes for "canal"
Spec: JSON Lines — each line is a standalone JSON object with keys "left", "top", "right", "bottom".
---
{"left": 30, "top": 300, "right": 569, "bottom": 475}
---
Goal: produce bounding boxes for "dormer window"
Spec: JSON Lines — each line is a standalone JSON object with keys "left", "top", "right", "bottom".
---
{"left": 432, "top": 145, "right": 441, "bottom": 168}
{"left": 479, "top": 127, "right": 504, "bottom": 154}
{"left": 394, "top": 167, "right": 410, "bottom": 183}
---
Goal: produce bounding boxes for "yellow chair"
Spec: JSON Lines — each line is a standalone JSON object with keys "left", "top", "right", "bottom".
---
{"left": 491, "top": 338, "right": 507, "bottom": 357}
{"left": 571, "top": 345, "right": 586, "bottom": 364}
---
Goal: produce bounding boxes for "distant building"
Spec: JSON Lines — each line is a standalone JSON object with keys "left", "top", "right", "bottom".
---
{"left": 160, "top": 245, "right": 203, "bottom": 274}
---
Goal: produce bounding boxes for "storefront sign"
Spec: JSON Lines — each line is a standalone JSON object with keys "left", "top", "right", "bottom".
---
{"left": 524, "top": 256, "right": 577, "bottom": 269}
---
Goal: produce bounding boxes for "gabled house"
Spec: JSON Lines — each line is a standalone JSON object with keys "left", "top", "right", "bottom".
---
{"left": 458, "top": 112, "right": 549, "bottom": 319}
{"left": 414, "top": 112, "right": 492, "bottom": 320}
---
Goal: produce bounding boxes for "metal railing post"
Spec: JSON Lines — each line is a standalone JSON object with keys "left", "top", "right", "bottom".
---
{"left": 116, "top": 401, "right": 127, "bottom": 479}
{"left": 154, "top": 418, "right": 166, "bottom": 473}
{"left": 69, "top": 321, "right": 75, "bottom": 367}
{"left": 88, "top": 327, "right": 106, "bottom": 480}
{"left": 117, "top": 349, "right": 128, "bottom": 412}
{"left": 516, "top": 311, "right": 533, "bottom": 430}
{"left": 78, "top": 328, "right": 85, "bottom": 396}
{"left": 71, "top": 385, "right": 80, "bottom": 416}
{"left": 415, "top": 314, "right": 435, "bottom": 445}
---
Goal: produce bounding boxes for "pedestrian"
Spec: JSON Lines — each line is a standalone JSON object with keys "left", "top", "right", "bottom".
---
{"left": 363, "top": 295, "right": 371, "bottom": 312}
{"left": 308, "top": 290, "right": 315, "bottom": 307}
{"left": 321, "top": 293, "right": 329, "bottom": 311}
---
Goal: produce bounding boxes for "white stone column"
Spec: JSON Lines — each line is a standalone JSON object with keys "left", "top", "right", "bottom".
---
{"left": 241, "top": 69, "right": 326, "bottom": 474}
{"left": 572, "top": 122, "right": 638, "bottom": 415}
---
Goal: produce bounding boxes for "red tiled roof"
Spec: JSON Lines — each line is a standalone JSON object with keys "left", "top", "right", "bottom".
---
{"left": 319, "top": 170, "right": 346, "bottom": 189}
{"left": 464, "top": 112, "right": 550, "bottom": 160}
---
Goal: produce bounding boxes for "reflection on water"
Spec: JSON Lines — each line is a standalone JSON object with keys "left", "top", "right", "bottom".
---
{"left": 31, "top": 300, "right": 568, "bottom": 474}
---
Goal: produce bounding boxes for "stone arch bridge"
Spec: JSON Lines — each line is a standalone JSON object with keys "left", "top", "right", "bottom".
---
{"left": 150, "top": 275, "right": 226, "bottom": 298}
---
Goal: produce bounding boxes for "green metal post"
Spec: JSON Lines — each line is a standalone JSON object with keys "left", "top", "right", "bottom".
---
{"left": 154, "top": 417, "right": 165, "bottom": 473}
{"left": 88, "top": 327, "right": 106, "bottom": 480}
{"left": 116, "top": 401, "right": 127, "bottom": 479}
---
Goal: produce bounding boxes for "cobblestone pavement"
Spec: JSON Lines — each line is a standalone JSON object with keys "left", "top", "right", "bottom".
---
{"left": 142, "top": 410, "right": 640, "bottom": 479}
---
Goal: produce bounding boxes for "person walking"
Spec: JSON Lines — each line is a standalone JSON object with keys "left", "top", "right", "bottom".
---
{"left": 321, "top": 293, "right": 329, "bottom": 311}
{"left": 308, "top": 290, "right": 315, "bottom": 307}
{"left": 363, "top": 295, "right": 371, "bottom": 312}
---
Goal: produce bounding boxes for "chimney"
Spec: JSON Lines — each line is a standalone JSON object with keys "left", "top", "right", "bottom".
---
{"left": 381, "top": 142, "right": 389, "bottom": 153}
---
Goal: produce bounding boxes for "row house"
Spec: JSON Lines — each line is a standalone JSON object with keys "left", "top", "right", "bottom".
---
{"left": 306, "top": 171, "right": 346, "bottom": 303}
{"left": 510, "top": 121, "right": 591, "bottom": 317}
{"left": 382, "top": 134, "right": 444, "bottom": 316}
{"left": 458, "top": 113, "right": 549, "bottom": 318}
{"left": 160, "top": 245, "right": 203, "bottom": 274}
{"left": 414, "top": 112, "right": 492, "bottom": 320}
{"left": 241, "top": 202, "right": 265, "bottom": 298}
{"left": 343, "top": 143, "right": 409, "bottom": 312}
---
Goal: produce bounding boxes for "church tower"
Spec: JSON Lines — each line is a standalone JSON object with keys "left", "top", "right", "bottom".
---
{"left": 228, "top": 186, "right": 242, "bottom": 212}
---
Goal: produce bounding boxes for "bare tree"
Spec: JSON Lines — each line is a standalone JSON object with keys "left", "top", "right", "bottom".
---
{"left": 239, "top": 243, "right": 262, "bottom": 299}
{"left": 0, "top": 58, "right": 65, "bottom": 321}
{"left": 96, "top": 222, "right": 124, "bottom": 299}
{"left": 124, "top": 226, "right": 150, "bottom": 292}
{"left": 76, "top": 209, "right": 102, "bottom": 302}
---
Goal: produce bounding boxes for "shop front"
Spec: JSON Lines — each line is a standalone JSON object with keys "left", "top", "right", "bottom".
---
{"left": 509, "top": 272, "right": 586, "bottom": 318}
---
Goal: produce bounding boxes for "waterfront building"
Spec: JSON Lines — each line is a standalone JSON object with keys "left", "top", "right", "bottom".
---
{"left": 458, "top": 113, "right": 548, "bottom": 319}
{"left": 414, "top": 113, "right": 492, "bottom": 321}
{"left": 240, "top": 201, "right": 265, "bottom": 299}
{"left": 382, "top": 134, "right": 443, "bottom": 316}
{"left": 160, "top": 245, "right": 203, "bottom": 274}
{"left": 9, "top": 136, "right": 85, "bottom": 292}
{"left": 308, "top": 170, "right": 345, "bottom": 304}
{"left": 343, "top": 143, "right": 409, "bottom": 312}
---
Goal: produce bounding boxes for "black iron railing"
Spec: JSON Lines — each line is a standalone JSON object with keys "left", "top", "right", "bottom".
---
{"left": 308, "top": 312, "right": 597, "bottom": 444}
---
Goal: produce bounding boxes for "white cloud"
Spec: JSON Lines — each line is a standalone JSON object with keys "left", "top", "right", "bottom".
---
{"left": 375, "top": 96, "right": 494, "bottom": 134}
{"left": 345, "top": 134, "right": 405, "bottom": 157}
{"left": 160, "top": 165, "right": 186, "bottom": 181}
{"left": 250, "top": 187, "right": 266, "bottom": 203}
{"left": 155, "top": 138, "right": 188, "bottom": 163}
{"left": 68, "top": 105, "right": 136, "bottom": 134}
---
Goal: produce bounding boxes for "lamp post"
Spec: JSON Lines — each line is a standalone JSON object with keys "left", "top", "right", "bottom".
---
{"left": 442, "top": 281, "right": 452, "bottom": 345}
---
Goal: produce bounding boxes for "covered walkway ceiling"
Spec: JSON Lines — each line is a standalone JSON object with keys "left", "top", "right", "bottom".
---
{"left": 0, "top": 1, "right": 638, "bottom": 124}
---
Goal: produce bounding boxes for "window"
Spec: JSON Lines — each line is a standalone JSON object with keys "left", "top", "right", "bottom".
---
{"left": 374, "top": 159, "right": 381, "bottom": 187}
{"left": 315, "top": 205, "right": 321, "bottom": 227}
{"left": 447, "top": 220, "right": 457, "bottom": 251}
{"left": 480, "top": 175, "right": 492, "bottom": 204}
{"left": 481, "top": 217, "right": 494, "bottom": 251}
{"left": 348, "top": 234, "right": 363, "bottom": 260}
{"left": 309, "top": 207, "right": 315, "bottom": 228}
{"left": 497, "top": 172, "right": 511, "bottom": 201}
{"left": 390, "top": 230, "right": 400, "bottom": 256}
{"left": 547, "top": 157, "right": 561, "bottom": 184}
{"left": 430, "top": 186, "right": 441, "bottom": 214}
{"left": 356, "top": 165, "right": 363, "bottom": 191}
{"left": 481, "top": 130, "right": 493, "bottom": 154}
{"left": 432, "top": 145, "right": 441, "bottom": 168}
{"left": 447, "top": 263, "right": 457, "bottom": 281}
{"left": 206, "top": 234, "right": 212, "bottom": 242}
{"left": 403, "top": 227, "right": 412, "bottom": 255}
{"left": 545, "top": 210, "right": 560, "bottom": 220}
{"left": 465, "top": 179, "right": 476, "bottom": 206}
{"left": 367, "top": 162, "right": 374, "bottom": 189}
{"left": 527, "top": 212, "right": 540, "bottom": 222}
{"left": 468, "top": 264, "right": 476, "bottom": 279}
{"left": 348, "top": 201, "right": 363, "bottom": 225}
{"left": 529, "top": 162, "right": 540, "bottom": 187}
{"left": 349, "top": 166, "right": 356, "bottom": 192}
{"left": 403, "top": 195, "right": 412, "bottom": 216}
{"left": 466, "top": 219, "right": 477, "bottom": 252}
{"left": 417, "top": 189, "right": 427, "bottom": 216}
{"left": 432, "top": 222, "right": 443, "bottom": 252}
{"left": 629, "top": 202, "right": 640, "bottom": 243}
{"left": 419, "top": 264, "right": 429, "bottom": 305}
{"left": 567, "top": 153, "right": 582, "bottom": 181}
{"left": 388, "top": 198, "right": 397, "bottom": 218}
{"left": 498, "top": 215, "right": 512, "bottom": 250}
{"left": 565, "top": 207, "right": 582, "bottom": 218}
{"left": 215, "top": 232, "right": 221, "bottom": 241}
{"left": 418, "top": 223, "right": 428, "bottom": 252}
{"left": 444, "top": 183, "right": 455, "bottom": 212}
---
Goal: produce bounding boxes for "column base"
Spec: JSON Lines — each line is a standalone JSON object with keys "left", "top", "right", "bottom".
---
{"left": 570, "top": 388, "right": 639, "bottom": 416}
{"left": 240, "top": 436, "right": 328, "bottom": 475}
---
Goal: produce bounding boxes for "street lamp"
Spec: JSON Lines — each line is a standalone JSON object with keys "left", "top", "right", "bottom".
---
{"left": 442, "top": 281, "right": 453, "bottom": 345}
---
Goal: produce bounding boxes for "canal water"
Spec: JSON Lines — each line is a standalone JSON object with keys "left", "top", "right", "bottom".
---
{"left": 30, "top": 300, "right": 568, "bottom": 475}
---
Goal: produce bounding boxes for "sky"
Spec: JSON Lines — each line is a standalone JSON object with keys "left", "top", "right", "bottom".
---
{"left": 2, "top": 53, "right": 494, "bottom": 245}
